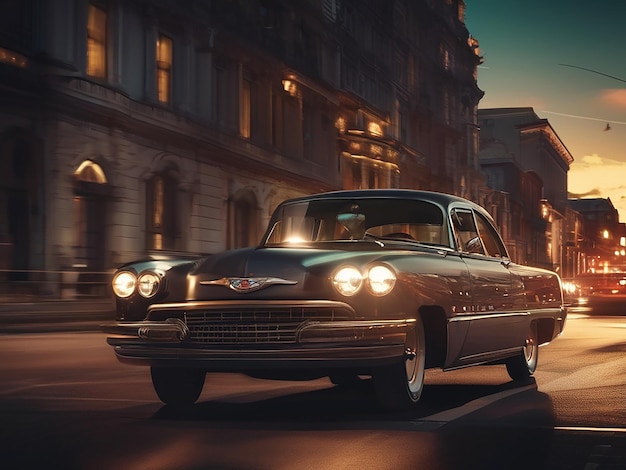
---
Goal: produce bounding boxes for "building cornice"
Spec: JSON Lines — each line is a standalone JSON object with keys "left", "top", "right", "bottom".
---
{"left": 518, "top": 120, "right": 574, "bottom": 166}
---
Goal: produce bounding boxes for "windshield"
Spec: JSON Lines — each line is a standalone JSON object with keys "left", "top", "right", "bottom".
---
{"left": 263, "top": 198, "right": 450, "bottom": 247}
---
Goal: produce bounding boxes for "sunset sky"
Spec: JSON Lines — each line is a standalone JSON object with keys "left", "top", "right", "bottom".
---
{"left": 464, "top": 1, "right": 626, "bottom": 221}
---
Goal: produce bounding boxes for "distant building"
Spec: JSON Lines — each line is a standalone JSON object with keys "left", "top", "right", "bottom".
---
{"left": 478, "top": 107, "right": 575, "bottom": 274}
{"left": 568, "top": 197, "right": 626, "bottom": 273}
{"left": 0, "top": 0, "right": 483, "bottom": 296}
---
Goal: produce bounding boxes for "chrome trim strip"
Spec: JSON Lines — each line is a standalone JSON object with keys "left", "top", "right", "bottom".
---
{"left": 456, "top": 346, "right": 521, "bottom": 363}
{"left": 449, "top": 307, "right": 563, "bottom": 322}
{"left": 108, "top": 342, "right": 408, "bottom": 368}
{"left": 147, "top": 299, "right": 356, "bottom": 313}
{"left": 448, "top": 311, "right": 531, "bottom": 322}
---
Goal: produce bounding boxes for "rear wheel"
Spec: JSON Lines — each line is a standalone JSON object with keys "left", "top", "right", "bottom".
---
{"left": 150, "top": 367, "right": 206, "bottom": 406}
{"left": 373, "top": 316, "right": 426, "bottom": 410}
{"left": 506, "top": 322, "right": 539, "bottom": 381}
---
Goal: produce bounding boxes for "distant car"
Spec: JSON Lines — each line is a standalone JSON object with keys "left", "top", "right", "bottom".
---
{"left": 563, "top": 272, "right": 626, "bottom": 313}
{"left": 103, "top": 189, "right": 567, "bottom": 410}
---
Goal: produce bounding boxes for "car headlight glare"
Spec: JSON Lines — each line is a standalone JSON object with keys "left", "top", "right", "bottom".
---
{"left": 367, "top": 265, "right": 396, "bottom": 296}
{"left": 112, "top": 271, "right": 136, "bottom": 298}
{"left": 137, "top": 271, "right": 161, "bottom": 298}
{"left": 562, "top": 281, "right": 577, "bottom": 295}
{"left": 333, "top": 266, "right": 363, "bottom": 296}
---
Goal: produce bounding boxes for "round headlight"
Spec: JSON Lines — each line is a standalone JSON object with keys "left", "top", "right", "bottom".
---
{"left": 367, "top": 265, "right": 396, "bottom": 296}
{"left": 333, "top": 266, "right": 363, "bottom": 296}
{"left": 112, "top": 271, "right": 136, "bottom": 298}
{"left": 562, "top": 280, "right": 578, "bottom": 295}
{"left": 137, "top": 271, "right": 161, "bottom": 298}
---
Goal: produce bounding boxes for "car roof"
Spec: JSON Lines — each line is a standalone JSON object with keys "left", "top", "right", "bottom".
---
{"left": 280, "top": 189, "right": 482, "bottom": 211}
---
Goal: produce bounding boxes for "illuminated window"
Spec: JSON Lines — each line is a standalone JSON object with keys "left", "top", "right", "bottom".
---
{"left": 74, "top": 160, "right": 107, "bottom": 183}
{"left": 73, "top": 160, "right": 108, "bottom": 269}
{"left": 368, "top": 122, "right": 382, "bottom": 137}
{"left": 157, "top": 34, "right": 172, "bottom": 104}
{"left": 146, "top": 169, "right": 178, "bottom": 250}
{"left": 241, "top": 79, "right": 251, "bottom": 139}
{"left": 342, "top": 154, "right": 399, "bottom": 190}
{"left": 441, "top": 44, "right": 451, "bottom": 71}
{"left": 87, "top": 4, "right": 107, "bottom": 78}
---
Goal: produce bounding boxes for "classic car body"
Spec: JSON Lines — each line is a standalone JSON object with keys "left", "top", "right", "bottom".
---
{"left": 103, "top": 189, "right": 567, "bottom": 409}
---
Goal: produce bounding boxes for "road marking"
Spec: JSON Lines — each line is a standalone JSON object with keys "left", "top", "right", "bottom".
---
{"left": 555, "top": 426, "right": 626, "bottom": 433}
{"left": 418, "top": 384, "right": 536, "bottom": 425}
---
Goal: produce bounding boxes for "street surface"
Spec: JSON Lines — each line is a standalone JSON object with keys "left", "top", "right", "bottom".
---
{"left": 0, "top": 313, "right": 624, "bottom": 469}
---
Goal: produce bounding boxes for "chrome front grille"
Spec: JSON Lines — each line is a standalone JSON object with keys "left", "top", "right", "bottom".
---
{"left": 183, "top": 305, "right": 353, "bottom": 344}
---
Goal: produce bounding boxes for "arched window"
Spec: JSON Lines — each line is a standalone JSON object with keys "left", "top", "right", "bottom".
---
{"left": 146, "top": 167, "right": 179, "bottom": 251}
{"left": 74, "top": 160, "right": 107, "bottom": 184}
{"left": 73, "top": 160, "right": 108, "bottom": 269}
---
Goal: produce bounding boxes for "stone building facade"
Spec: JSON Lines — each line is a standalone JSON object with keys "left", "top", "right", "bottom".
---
{"left": 0, "top": 0, "right": 483, "bottom": 295}
{"left": 478, "top": 107, "right": 575, "bottom": 274}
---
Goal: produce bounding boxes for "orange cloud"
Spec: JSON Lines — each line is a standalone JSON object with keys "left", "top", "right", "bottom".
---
{"left": 601, "top": 89, "right": 626, "bottom": 108}
{"left": 569, "top": 154, "right": 626, "bottom": 221}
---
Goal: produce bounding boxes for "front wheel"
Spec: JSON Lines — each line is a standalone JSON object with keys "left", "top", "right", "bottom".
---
{"left": 373, "top": 316, "right": 426, "bottom": 411}
{"left": 151, "top": 367, "right": 206, "bottom": 406}
{"left": 506, "top": 322, "right": 539, "bottom": 381}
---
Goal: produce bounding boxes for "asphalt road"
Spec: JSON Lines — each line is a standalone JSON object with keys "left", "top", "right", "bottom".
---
{"left": 0, "top": 313, "right": 624, "bottom": 469}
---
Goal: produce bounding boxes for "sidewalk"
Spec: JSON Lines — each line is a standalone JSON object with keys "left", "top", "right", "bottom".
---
{"left": 0, "top": 297, "right": 115, "bottom": 333}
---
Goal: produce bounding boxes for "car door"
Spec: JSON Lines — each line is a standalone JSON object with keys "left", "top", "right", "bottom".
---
{"left": 447, "top": 208, "right": 526, "bottom": 365}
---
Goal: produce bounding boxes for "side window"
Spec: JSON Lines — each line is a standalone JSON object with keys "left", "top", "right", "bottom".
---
{"left": 451, "top": 209, "right": 484, "bottom": 254}
{"left": 474, "top": 212, "right": 508, "bottom": 258}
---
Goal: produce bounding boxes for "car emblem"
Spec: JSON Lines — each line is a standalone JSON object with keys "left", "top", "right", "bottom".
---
{"left": 200, "top": 277, "right": 297, "bottom": 293}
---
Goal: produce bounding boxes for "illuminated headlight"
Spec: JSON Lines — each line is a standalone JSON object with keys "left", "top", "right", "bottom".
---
{"left": 112, "top": 271, "right": 136, "bottom": 298}
{"left": 333, "top": 266, "right": 363, "bottom": 296}
{"left": 562, "top": 281, "right": 577, "bottom": 295}
{"left": 137, "top": 271, "right": 161, "bottom": 298}
{"left": 367, "top": 265, "right": 396, "bottom": 296}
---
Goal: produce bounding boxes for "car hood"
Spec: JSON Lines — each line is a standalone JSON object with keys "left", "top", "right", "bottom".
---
{"left": 186, "top": 243, "right": 435, "bottom": 300}
{"left": 194, "top": 245, "right": 395, "bottom": 279}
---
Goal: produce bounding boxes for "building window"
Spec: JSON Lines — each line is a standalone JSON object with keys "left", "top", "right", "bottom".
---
{"left": 146, "top": 169, "right": 178, "bottom": 250}
{"left": 86, "top": 3, "right": 107, "bottom": 78}
{"left": 398, "top": 109, "right": 407, "bottom": 143}
{"left": 367, "top": 121, "right": 383, "bottom": 137}
{"left": 241, "top": 79, "right": 251, "bottom": 139}
{"left": 228, "top": 191, "right": 258, "bottom": 249}
{"left": 271, "top": 90, "right": 283, "bottom": 148}
{"left": 342, "top": 155, "right": 362, "bottom": 190}
{"left": 73, "top": 160, "right": 108, "bottom": 269}
{"left": 234, "top": 198, "right": 253, "bottom": 248}
{"left": 74, "top": 160, "right": 107, "bottom": 184}
{"left": 157, "top": 34, "right": 172, "bottom": 104}
{"left": 440, "top": 44, "right": 451, "bottom": 71}
{"left": 322, "top": 0, "right": 337, "bottom": 22}
{"left": 214, "top": 63, "right": 235, "bottom": 130}
{"left": 342, "top": 154, "right": 399, "bottom": 190}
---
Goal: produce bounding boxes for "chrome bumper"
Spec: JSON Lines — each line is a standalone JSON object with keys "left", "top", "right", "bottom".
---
{"left": 102, "top": 318, "right": 414, "bottom": 369}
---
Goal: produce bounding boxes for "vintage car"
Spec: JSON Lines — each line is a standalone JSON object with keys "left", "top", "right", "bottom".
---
{"left": 103, "top": 189, "right": 567, "bottom": 410}
{"left": 562, "top": 271, "right": 626, "bottom": 313}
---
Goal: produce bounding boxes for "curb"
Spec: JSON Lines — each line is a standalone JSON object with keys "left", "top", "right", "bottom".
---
{"left": 0, "top": 299, "right": 115, "bottom": 334}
